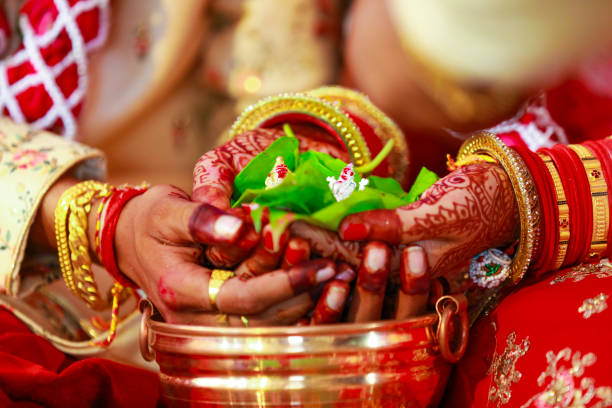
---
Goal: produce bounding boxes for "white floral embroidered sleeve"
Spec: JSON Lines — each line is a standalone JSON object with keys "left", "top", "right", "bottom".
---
{"left": 0, "top": 117, "right": 105, "bottom": 296}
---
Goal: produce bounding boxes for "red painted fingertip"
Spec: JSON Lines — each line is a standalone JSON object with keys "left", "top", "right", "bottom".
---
{"left": 340, "top": 221, "right": 369, "bottom": 241}
{"left": 189, "top": 204, "right": 244, "bottom": 245}
{"left": 336, "top": 263, "right": 356, "bottom": 283}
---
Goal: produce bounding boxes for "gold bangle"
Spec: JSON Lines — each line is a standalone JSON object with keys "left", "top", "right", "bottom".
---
{"left": 55, "top": 181, "right": 113, "bottom": 309}
{"left": 458, "top": 132, "right": 541, "bottom": 283}
{"left": 228, "top": 92, "right": 371, "bottom": 167}
{"left": 208, "top": 269, "right": 235, "bottom": 311}
{"left": 538, "top": 152, "right": 570, "bottom": 270}
{"left": 568, "top": 144, "right": 609, "bottom": 260}
{"left": 306, "top": 86, "right": 409, "bottom": 184}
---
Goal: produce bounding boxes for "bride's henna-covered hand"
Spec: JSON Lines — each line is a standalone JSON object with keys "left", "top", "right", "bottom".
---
{"left": 192, "top": 126, "right": 348, "bottom": 209}
{"left": 338, "top": 163, "right": 520, "bottom": 283}
{"left": 114, "top": 185, "right": 338, "bottom": 326}
{"left": 192, "top": 126, "right": 348, "bottom": 270}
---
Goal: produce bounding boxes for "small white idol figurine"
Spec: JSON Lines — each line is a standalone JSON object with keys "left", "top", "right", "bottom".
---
{"left": 327, "top": 163, "right": 368, "bottom": 202}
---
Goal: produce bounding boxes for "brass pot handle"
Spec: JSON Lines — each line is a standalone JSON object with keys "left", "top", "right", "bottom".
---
{"left": 435, "top": 294, "right": 469, "bottom": 363}
{"left": 139, "top": 299, "right": 155, "bottom": 362}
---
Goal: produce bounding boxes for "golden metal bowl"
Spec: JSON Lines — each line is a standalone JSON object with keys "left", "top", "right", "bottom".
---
{"left": 139, "top": 295, "right": 468, "bottom": 407}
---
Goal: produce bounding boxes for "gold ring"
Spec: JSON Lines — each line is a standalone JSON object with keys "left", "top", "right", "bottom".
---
{"left": 209, "top": 269, "right": 234, "bottom": 311}
{"left": 240, "top": 315, "right": 249, "bottom": 327}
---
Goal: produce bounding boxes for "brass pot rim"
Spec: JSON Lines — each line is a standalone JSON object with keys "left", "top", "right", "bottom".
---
{"left": 145, "top": 301, "right": 438, "bottom": 338}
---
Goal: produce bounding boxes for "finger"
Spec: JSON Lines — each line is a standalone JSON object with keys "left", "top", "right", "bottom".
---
{"left": 395, "top": 246, "right": 430, "bottom": 319}
{"left": 153, "top": 259, "right": 213, "bottom": 312}
{"left": 192, "top": 130, "right": 279, "bottom": 208}
{"left": 188, "top": 203, "right": 245, "bottom": 245}
{"left": 234, "top": 225, "right": 290, "bottom": 278}
{"left": 215, "top": 259, "right": 337, "bottom": 315}
{"left": 336, "top": 262, "right": 357, "bottom": 283}
{"left": 192, "top": 150, "right": 235, "bottom": 209}
{"left": 240, "top": 293, "right": 314, "bottom": 327}
{"left": 204, "top": 226, "right": 260, "bottom": 268}
{"left": 281, "top": 237, "right": 311, "bottom": 269}
{"left": 347, "top": 242, "right": 390, "bottom": 323}
{"left": 290, "top": 221, "right": 363, "bottom": 267}
{"left": 310, "top": 280, "right": 351, "bottom": 325}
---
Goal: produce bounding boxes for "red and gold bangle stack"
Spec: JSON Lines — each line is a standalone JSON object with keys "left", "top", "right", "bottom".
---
{"left": 536, "top": 149, "right": 571, "bottom": 270}
{"left": 511, "top": 146, "right": 558, "bottom": 275}
{"left": 509, "top": 137, "right": 612, "bottom": 275}
{"left": 512, "top": 139, "right": 612, "bottom": 274}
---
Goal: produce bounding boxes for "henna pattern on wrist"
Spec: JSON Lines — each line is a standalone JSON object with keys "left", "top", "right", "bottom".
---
{"left": 404, "top": 163, "right": 518, "bottom": 275}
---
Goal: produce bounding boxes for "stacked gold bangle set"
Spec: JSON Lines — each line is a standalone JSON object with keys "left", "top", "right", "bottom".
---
{"left": 55, "top": 181, "right": 148, "bottom": 345}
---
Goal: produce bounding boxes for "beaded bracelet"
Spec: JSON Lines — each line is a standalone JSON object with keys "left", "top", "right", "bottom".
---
{"left": 568, "top": 144, "right": 609, "bottom": 261}
{"left": 458, "top": 132, "right": 540, "bottom": 283}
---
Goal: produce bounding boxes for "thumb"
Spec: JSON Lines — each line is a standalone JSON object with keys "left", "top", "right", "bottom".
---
{"left": 338, "top": 204, "right": 433, "bottom": 245}
{"left": 192, "top": 185, "right": 232, "bottom": 210}
{"left": 163, "top": 193, "right": 244, "bottom": 245}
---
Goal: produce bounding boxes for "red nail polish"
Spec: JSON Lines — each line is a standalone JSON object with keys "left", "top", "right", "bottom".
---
{"left": 285, "top": 246, "right": 304, "bottom": 265}
{"left": 341, "top": 222, "right": 369, "bottom": 240}
{"left": 264, "top": 229, "right": 275, "bottom": 251}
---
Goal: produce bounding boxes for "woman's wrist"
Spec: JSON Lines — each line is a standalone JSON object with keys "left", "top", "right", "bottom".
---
{"left": 29, "top": 176, "right": 79, "bottom": 250}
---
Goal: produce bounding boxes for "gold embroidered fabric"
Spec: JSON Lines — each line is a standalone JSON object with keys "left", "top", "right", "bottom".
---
{"left": 0, "top": 118, "right": 104, "bottom": 296}
{"left": 578, "top": 293, "right": 609, "bottom": 319}
{"left": 488, "top": 331, "right": 531, "bottom": 406}
{"left": 550, "top": 261, "right": 612, "bottom": 286}
{"left": 520, "top": 348, "right": 612, "bottom": 407}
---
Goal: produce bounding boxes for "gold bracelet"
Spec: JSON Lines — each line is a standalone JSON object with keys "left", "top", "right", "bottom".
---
{"left": 538, "top": 152, "right": 570, "bottom": 270}
{"left": 55, "top": 180, "right": 113, "bottom": 309}
{"left": 568, "top": 144, "right": 609, "bottom": 260}
{"left": 228, "top": 92, "right": 371, "bottom": 167}
{"left": 458, "top": 132, "right": 541, "bottom": 283}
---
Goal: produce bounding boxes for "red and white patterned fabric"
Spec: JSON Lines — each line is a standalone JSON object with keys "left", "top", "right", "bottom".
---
{"left": 487, "top": 94, "right": 569, "bottom": 152}
{"left": 0, "top": 5, "right": 10, "bottom": 56}
{"left": 0, "top": 0, "right": 110, "bottom": 139}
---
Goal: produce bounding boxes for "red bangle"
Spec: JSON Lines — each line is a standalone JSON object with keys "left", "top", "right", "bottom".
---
{"left": 99, "top": 186, "right": 147, "bottom": 288}
{"left": 513, "top": 146, "right": 557, "bottom": 275}
{"left": 555, "top": 145, "right": 593, "bottom": 265}
{"left": 538, "top": 147, "right": 578, "bottom": 267}
{"left": 585, "top": 139, "right": 612, "bottom": 257}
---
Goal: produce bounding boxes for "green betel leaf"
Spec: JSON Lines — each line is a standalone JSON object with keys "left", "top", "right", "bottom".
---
{"left": 231, "top": 130, "right": 439, "bottom": 243}
{"left": 232, "top": 136, "right": 299, "bottom": 200}
{"left": 405, "top": 167, "right": 439, "bottom": 202}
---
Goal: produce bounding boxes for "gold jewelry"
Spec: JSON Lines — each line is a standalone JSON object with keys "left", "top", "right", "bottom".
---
{"left": 446, "top": 153, "right": 498, "bottom": 171}
{"left": 228, "top": 93, "right": 371, "bottom": 167}
{"left": 306, "top": 86, "right": 409, "bottom": 183}
{"left": 568, "top": 144, "right": 609, "bottom": 260}
{"left": 55, "top": 181, "right": 113, "bottom": 310}
{"left": 208, "top": 269, "right": 235, "bottom": 311}
{"left": 458, "top": 132, "right": 541, "bottom": 283}
{"left": 538, "top": 153, "right": 570, "bottom": 270}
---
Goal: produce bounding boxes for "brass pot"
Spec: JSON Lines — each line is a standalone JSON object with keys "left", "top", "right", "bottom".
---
{"left": 139, "top": 295, "right": 468, "bottom": 407}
